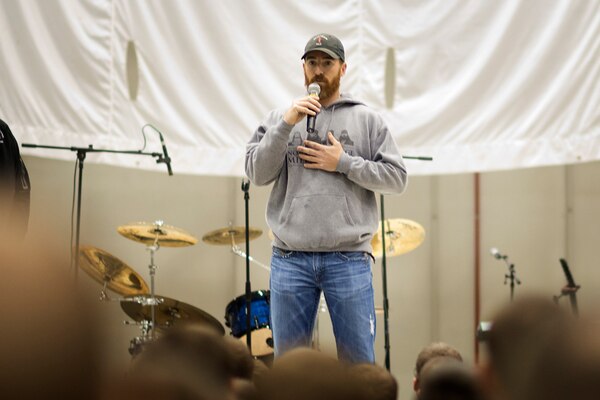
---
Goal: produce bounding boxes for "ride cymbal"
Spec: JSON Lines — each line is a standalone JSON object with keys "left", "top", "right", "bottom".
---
{"left": 202, "top": 226, "right": 262, "bottom": 246}
{"left": 121, "top": 295, "right": 225, "bottom": 335}
{"left": 117, "top": 221, "right": 197, "bottom": 247}
{"left": 371, "top": 218, "right": 425, "bottom": 258}
{"left": 79, "top": 245, "right": 149, "bottom": 295}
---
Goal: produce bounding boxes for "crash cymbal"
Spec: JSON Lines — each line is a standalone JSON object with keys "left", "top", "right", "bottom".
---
{"left": 202, "top": 226, "right": 262, "bottom": 246}
{"left": 371, "top": 218, "right": 425, "bottom": 258}
{"left": 117, "top": 221, "right": 197, "bottom": 247}
{"left": 121, "top": 295, "right": 225, "bottom": 335}
{"left": 79, "top": 246, "right": 149, "bottom": 295}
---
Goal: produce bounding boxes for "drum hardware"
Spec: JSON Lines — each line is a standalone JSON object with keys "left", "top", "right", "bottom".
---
{"left": 123, "top": 319, "right": 158, "bottom": 357}
{"left": 202, "top": 187, "right": 265, "bottom": 356}
{"left": 121, "top": 294, "right": 225, "bottom": 335}
{"left": 312, "top": 294, "right": 327, "bottom": 350}
{"left": 117, "top": 221, "right": 198, "bottom": 247}
{"left": 78, "top": 245, "right": 149, "bottom": 300}
{"left": 202, "top": 224, "right": 270, "bottom": 272}
{"left": 225, "top": 290, "right": 273, "bottom": 357}
{"left": 118, "top": 220, "right": 199, "bottom": 339}
{"left": 21, "top": 141, "right": 170, "bottom": 283}
{"left": 371, "top": 218, "right": 426, "bottom": 258}
{"left": 201, "top": 225, "right": 263, "bottom": 246}
{"left": 231, "top": 245, "right": 271, "bottom": 272}
{"left": 146, "top": 237, "right": 159, "bottom": 339}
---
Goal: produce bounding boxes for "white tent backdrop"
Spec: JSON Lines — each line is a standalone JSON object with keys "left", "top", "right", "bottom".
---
{"left": 1, "top": 0, "right": 599, "bottom": 176}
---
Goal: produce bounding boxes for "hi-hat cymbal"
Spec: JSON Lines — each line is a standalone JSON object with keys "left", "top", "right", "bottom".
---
{"left": 117, "top": 221, "right": 197, "bottom": 247}
{"left": 202, "top": 226, "right": 262, "bottom": 246}
{"left": 121, "top": 295, "right": 225, "bottom": 335}
{"left": 79, "top": 246, "right": 149, "bottom": 295}
{"left": 371, "top": 218, "right": 425, "bottom": 258}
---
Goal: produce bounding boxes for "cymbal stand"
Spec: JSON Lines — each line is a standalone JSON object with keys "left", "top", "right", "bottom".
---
{"left": 99, "top": 279, "right": 111, "bottom": 301}
{"left": 123, "top": 319, "right": 153, "bottom": 356}
{"left": 312, "top": 293, "right": 327, "bottom": 350}
{"left": 145, "top": 220, "right": 163, "bottom": 338}
{"left": 231, "top": 244, "right": 271, "bottom": 272}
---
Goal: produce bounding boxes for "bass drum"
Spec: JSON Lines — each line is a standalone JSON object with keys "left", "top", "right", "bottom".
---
{"left": 225, "top": 290, "right": 273, "bottom": 357}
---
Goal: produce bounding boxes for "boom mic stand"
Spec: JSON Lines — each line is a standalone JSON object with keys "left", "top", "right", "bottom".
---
{"left": 21, "top": 143, "right": 170, "bottom": 281}
{"left": 380, "top": 155, "right": 432, "bottom": 371}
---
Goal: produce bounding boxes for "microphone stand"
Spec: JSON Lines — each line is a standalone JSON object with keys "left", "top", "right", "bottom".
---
{"left": 504, "top": 260, "right": 520, "bottom": 302}
{"left": 379, "top": 155, "right": 432, "bottom": 371}
{"left": 553, "top": 258, "right": 581, "bottom": 316}
{"left": 241, "top": 180, "right": 252, "bottom": 352}
{"left": 491, "top": 252, "right": 520, "bottom": 302}
{"left": 21, "top": 143, "right": 169, "bottom": 281}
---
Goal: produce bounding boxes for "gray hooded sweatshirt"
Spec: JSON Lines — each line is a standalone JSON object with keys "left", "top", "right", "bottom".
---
{"left": 245, "top": 94, "right": 407, "bottom": 253}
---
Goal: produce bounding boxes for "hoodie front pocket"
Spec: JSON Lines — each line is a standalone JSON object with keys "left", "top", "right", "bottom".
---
{"left": 279, "top": 194, "right": 358, "bottom": 249}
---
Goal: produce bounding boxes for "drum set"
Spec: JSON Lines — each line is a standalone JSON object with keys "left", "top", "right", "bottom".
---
{"left": 78, "top": 218, "right": 425, "bottom": 358}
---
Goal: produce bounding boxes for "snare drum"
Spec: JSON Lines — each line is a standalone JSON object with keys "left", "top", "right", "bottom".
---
{"left": 225, "top": 290, "right": 273, "bottom": 356}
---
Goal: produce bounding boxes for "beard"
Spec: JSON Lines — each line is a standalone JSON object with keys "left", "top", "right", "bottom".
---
{"left": 304, "top": 67, "right": 342, "bottom": 100}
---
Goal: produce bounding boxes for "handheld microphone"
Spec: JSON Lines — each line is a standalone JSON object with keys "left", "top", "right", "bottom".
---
{"left": 158, "top": 131, "right": 173, "bottom": 176}
{"left": 306, "top": 82, "right": 321, "bottom": 133}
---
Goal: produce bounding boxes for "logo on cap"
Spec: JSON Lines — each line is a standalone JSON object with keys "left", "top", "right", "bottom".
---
{"left": 314, "top": 34, "right": 328, "bottom": 46}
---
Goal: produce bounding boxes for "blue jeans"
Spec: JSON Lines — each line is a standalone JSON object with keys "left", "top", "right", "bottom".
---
{"left": 270, "top": 248, "right": 375, "bottom": 363}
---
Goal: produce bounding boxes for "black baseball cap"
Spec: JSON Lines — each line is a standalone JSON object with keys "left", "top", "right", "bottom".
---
{"left": 301, "top": 33, "right": 345, "bottom": 62}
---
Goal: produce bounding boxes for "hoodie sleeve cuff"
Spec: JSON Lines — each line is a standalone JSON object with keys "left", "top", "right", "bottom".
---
{"left": 277, "top": 118, "right": 294, "bottom": 135}
{"left": 336, "top": 151, "right": 352, "bottom": 174}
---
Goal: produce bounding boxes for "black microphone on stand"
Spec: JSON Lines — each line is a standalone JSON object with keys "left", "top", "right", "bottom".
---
{"left": 157, "top": 131, "right": 173, "bottom": 176}
{"left": 306, "top": 82, "right": 321, "bottom": 133}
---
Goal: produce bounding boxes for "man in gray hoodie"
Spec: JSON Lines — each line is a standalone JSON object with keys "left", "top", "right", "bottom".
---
{"left": 245, "top": 33, "right": 407, "bottom": 363}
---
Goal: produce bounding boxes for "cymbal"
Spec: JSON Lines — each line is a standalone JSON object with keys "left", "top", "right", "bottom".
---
{"left": 121, "top": 295, "right": 225, "bottom": 335}
{"left": 117, "top": 221, "right": 197, "bottom": 247}
{"left": 79, "top": 246, "right": 149, "bottom": 295}
{"left": 202, "top": 226, "right": 262, "bottom": 246}
{"left": 371, "top": 218, "right": 425, "bottom": 258}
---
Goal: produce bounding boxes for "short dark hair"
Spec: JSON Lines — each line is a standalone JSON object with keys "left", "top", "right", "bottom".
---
{"left": 415, "top": 342, "right": 463, "bottom": 380}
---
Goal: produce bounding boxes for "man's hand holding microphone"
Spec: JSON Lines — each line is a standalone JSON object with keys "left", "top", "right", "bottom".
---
{"left": 283, "top": 83, "right": 321, "bottom": 127}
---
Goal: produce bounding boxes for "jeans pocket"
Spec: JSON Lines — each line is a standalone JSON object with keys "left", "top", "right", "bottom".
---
{"left": 272, "top": 247, "right": 294, "bottom": 259}
{"left": 334, "top": 251, "right": 368, "bottom": 262}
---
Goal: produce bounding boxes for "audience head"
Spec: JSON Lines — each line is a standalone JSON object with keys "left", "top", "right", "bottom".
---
{"left": 223, "top": 335, "right": 255, "bottom": 380}
{"left": 481, "top": 295, "right": 572, "bottom": 400}
{"left": 419, "top": 361, "right": 484, "bottom": 400}
{"left": 115, "top": 325, "right": 236, "bottom": 400}
{"left": 414, "top": 342, "right": 463, "bottom": 394}
{"left": 257, "top": 347, "right": 352, "bottom": 400}
{"left": 349, "top": 362, "right": 398, "bottom": 400}
{"left": 527, "top": 315, "right": 600, "bottom": 400}
{"left": 0, "top": 240, "right": 102, "bottom": 399}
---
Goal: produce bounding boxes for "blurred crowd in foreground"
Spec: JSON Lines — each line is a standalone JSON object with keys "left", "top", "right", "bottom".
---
{"left": 1, "top": 237, "right": 599, "bottom": 400}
